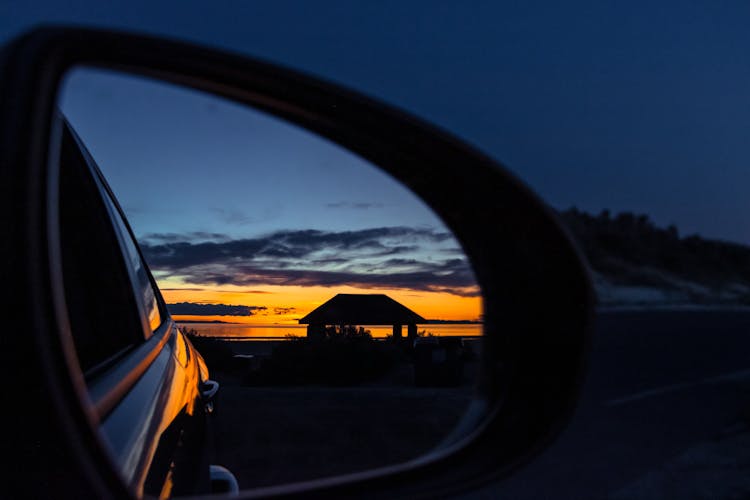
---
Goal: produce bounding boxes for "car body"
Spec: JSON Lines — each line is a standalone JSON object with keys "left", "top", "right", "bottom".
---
{"left": 58, "top": 115, "right": 220, "bottom": 496}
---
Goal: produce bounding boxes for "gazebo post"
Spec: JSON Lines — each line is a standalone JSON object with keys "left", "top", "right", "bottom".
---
{"left": 307, "top": 323, "right": 325, "bottom": 339}
{"left": 407, "top": 323, "right": 418, "bottom": 341}
{"left": 392, "top": 324, "right": 402, "bottom": 339}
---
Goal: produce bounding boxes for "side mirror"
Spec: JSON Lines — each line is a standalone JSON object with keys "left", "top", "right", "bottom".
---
{"left": 0, "top": 27, "right": 594, "bottom": 497}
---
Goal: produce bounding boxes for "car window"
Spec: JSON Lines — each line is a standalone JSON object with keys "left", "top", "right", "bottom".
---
{"left": 102, "top": 185, "right": 163, "bottom": 334}
{"left": 59, "top": 121, "right": 147, "bottom": 377}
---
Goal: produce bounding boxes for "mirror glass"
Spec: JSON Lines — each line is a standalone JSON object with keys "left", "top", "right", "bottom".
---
{"left": 56, "top": 67, "right": 483, "bottom": 493}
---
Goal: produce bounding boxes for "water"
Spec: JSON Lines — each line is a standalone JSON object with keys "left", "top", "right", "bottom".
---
{"left": 178, "top": 322, "right": 482, "bottom": 340}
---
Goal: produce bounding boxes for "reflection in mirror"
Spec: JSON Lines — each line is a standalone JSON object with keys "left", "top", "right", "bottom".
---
{"left": 57, "top": 67, "right": 483, "bottom": 494}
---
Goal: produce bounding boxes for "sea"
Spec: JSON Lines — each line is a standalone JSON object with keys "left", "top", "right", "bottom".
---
{"left": 178, "top": 322, "right": 482, "bottom": 340}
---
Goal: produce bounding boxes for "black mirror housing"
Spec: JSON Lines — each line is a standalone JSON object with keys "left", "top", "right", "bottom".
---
{"left": 0, "top": 26, "right": 594, "bottom": 498}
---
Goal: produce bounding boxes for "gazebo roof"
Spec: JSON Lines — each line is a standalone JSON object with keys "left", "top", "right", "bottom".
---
{"left": 298, "top": 294, "right": 425, "bottom": 325}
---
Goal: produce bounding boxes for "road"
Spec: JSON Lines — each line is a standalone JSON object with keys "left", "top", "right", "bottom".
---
{"left": 476, "top": 310, "right": 750, "bottom": 499}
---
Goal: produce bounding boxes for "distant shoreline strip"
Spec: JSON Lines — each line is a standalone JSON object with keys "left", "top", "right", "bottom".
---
{"left": 184, "top": 335, "right": 484, "bottom": 341}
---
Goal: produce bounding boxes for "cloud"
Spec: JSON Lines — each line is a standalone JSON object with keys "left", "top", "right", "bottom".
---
{"left": 371, "top": 245, "right": 420, "bottom": 256}
{"left": 273, "top": 307, "right": 296, "bottom": 315}
{"left": 440, "top": 247, "right": 465, "bottom": 255}
{"left": 140, "top": 227, "right": 478, "bottom": 297}
{"left": 143, "top": 231, "right": 229, "bottom": 243}
{"left": 161, "top": 287, "right": 273, "bottom": 294}
{"left": 311, "top": 257, "right": 350, "bottom": 266}
{"left": 160, "top": 287, "right": 206, "bottom": 292}
{"left": 325, "top": 201, "right": 384, "bottom": 209}
{"left": 166, "top": 260, "right": 478, "bottom": 297}
{"left": 211, "top": 208, "right": 256, "bottom": 226}
{"left": 167, "top": 302, "right": 267, "bottom": 316}
{"left": 141, "top": 227, "right": 452, "bottom": 269}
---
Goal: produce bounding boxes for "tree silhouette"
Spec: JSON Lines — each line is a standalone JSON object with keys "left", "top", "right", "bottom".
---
{"left": 558, "top": 207, "right": 750, "bottom": 302}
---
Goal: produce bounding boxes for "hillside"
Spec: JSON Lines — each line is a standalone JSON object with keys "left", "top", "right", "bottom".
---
{"left": 559, "top": 208, "right": 750, "bottom": 308}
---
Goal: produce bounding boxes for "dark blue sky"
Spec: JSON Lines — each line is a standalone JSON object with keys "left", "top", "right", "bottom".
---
{"left": 3, "top": 1, "right": 750, "bottom": 243}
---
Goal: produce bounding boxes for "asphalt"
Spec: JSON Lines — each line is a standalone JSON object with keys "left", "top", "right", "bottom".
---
{"left": 472, "top": 310, "right": 750, "bottom": 499}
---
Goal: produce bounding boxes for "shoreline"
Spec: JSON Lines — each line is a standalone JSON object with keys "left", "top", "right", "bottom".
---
{"left": 178, "top": 322, "right": 484, "bottom": 341}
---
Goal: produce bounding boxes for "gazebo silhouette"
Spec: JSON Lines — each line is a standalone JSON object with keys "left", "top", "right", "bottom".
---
{"left": 298, "top": 293, "right": 425, "bottom": 340}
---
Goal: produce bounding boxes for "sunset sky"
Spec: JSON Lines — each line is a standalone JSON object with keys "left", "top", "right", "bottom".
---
{"left": 59, "top": 68, "right": 482, "bottom": 324}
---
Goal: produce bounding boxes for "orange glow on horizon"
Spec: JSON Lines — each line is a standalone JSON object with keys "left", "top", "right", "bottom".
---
{"left": 161, "top": 282, "right": 481, "bottom": 325}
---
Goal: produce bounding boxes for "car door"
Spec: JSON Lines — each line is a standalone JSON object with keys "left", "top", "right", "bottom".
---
{"left": 58, "top": 116, "right": 212, "bottom": 497}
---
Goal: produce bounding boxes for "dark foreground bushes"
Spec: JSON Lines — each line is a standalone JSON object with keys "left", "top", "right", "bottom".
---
{"left": 183, "top": 326, "right": 409, "bottom": 386}
{"left": 181, "top": 328, "right": 235, "bottom": 368}
{"left": 250, "top": 327, "right": 407, "bottom": 386}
